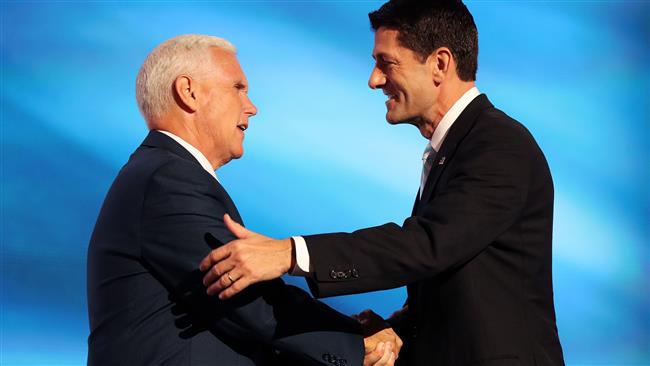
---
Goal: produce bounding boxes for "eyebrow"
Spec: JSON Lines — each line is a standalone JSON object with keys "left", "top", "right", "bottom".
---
{"left": 373, "top": 53, "right": 393, "bottom": 62}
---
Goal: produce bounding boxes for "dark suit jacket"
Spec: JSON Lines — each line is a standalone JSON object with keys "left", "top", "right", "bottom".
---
{"left": 87, "top": 131, "right": 363, "bottom": 366}
{"left": 303, "top": 95, "right": 565, "bottom": 366}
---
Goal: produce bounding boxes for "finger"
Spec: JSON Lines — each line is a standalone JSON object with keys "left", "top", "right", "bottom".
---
{"left": 202, "top": 260, "right": 235, "bottom": 287}
{"left": 218, "top": 276, "right": 250, "bottom": 300}
{"left": 379, "top": 342, "right": 393, "bottom": 365}
{"left": 224, "top": 214, "right": 251, "bottom": 239}
{"left": 364, "top": 342, "right": 384, "bottom": 365}
{"left": 199, "top": 246, "right": 231, "bottom": 272}
{"left": 206, "top": 269, "right": 237, "bottom": 296}
{"left": 386, "top": 352, "right": 395, "bottom": 366}
{"left": 373, "top": 342, "right": 392, "bottom": 366}
{"left": 395, "top": 335, "right": 403, "bottom": 354}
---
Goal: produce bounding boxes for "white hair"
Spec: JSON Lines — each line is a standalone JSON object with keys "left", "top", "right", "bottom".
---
{"left": 135, "top": 34, "right": 236, "bottom": 124}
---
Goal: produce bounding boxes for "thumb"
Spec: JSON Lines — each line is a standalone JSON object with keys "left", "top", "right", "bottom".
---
{"left": 224, "top": 214, "right": 252, "bottom": 239}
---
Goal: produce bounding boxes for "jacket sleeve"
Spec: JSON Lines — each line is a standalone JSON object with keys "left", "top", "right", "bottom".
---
{"left": 305, "top": 121, "right": 535, "bottom": 298}
{"left": 140, "top": 159, "right": 363, "bottom": 365}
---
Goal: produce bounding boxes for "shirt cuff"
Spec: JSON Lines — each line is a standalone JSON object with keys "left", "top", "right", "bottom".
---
{"left": 290, "top": 236, "right": 310, "bottom": 276}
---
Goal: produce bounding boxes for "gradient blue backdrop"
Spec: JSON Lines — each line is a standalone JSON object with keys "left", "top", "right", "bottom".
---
{"left": 1, "top": 1, "right": 648, "bottom": 365}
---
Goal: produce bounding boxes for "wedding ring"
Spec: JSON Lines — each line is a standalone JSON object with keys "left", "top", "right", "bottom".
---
{"left": 227, "top": 272, "right": 235, "bottom": 284}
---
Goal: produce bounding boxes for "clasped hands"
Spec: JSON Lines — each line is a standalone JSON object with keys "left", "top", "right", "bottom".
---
{"left": 357, "top": 309, "right": 403, "bottom": 365}
{"left": 199, "top": 214, "right": 402, "bottom": 364}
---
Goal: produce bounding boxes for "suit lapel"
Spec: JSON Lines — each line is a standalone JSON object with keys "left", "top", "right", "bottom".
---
{"left": 141, "top": 130, "right": 245, "bottom": 226}
{"left": 417, "top": 94, "right": 494, "bottom": 210}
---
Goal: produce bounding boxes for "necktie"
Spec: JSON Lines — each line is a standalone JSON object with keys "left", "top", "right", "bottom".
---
{"left": 420, "top": 143, "right": 436, "bottom": 198}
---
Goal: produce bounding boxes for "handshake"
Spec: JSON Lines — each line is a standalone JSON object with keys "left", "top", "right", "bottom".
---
{"left": 357, "top": 308, "right": 405, "bottom": 366}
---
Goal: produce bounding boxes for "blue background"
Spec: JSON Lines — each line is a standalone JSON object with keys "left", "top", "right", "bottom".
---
{"left": 1, "top": 1, "right": 648, "bottom": 365}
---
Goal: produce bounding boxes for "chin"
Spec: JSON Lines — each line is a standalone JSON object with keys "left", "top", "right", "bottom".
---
{"left": 385, "top": 111, "right": 401, "bottom": 125}
{"left": 386, "top": 113, "right": 412, "bottom": 126}
{"left": 232, "top": 149, "right": 244, "bottom": 159}
{"left": 419, "top": 129, "right": 433, "bottom": 139}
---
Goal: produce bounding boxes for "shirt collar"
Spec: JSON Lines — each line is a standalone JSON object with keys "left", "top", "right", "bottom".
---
{"left": 429, "top": 86, "right": 480, "bottom": 152}
{"left": 156, "top": 130, "right": 219, "bottom": 181}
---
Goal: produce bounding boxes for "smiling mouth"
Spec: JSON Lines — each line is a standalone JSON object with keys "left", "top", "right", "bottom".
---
{"left": 383, "top": 89, "right": 397, "bottom": 101}
{"left": 237, "top": 124, "right": 248, "bottom": 131}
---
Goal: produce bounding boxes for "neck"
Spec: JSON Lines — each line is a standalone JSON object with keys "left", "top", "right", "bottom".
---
{"left": 419, "top": 81, "right": 475, "bottom": 139}
{"left": 151, "top": 116, "right": 223, "bottom": 170}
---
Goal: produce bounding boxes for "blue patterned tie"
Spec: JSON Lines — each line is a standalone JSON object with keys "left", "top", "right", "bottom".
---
{"left": 420, "top": 143, "right": 436, "bottom": 198}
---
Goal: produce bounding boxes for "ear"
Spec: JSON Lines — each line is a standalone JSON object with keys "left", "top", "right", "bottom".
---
{"left": 428, "top": 47, "right": 453, "bottom": 85}
{"left": 173, "top": 75, "right": 199, "bottom": 113}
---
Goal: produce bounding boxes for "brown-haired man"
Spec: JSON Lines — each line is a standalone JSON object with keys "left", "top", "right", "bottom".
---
{"left": 199, "top": 1, "right": 565, "bottom": 365}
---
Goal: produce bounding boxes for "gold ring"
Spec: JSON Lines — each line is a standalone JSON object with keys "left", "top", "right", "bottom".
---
{"left": 227, "top": 272, "right": 235, "bottom": 283}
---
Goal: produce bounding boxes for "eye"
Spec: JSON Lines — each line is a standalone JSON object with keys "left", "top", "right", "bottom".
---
{"left": 377, "top": 56, "right": 397, "bottom": 71}
{"left": 380, "top": 55, "right": 396, "bottom": 64}
{"left": 234, "top": 83, "right": 248, "bottom": 94}
{"left": 376, "top": 60, "right": 394, "bottom": 73}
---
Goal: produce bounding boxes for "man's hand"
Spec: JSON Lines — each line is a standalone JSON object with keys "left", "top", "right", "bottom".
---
{"left": 358, "top": 309, "right": 403, "bottom": 365}
{"left": 364, "top": 341, "right": 396, "bottom": 366}
{"left": 199, "top": 214, "right": 292, "bottom": 299}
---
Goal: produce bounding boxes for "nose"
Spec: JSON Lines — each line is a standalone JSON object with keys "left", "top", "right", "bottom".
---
{"left": 368, "top": 65, "right": 386, "bottom": 90}
{"left": 243, "top": 94, "right": 257, "bottom": 117}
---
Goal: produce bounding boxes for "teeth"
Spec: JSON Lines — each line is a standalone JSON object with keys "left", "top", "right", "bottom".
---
{"left": 238, "top": 125, "right": 247, "bottom": 131}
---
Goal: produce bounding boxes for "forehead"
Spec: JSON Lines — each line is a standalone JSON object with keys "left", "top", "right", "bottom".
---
{"left": 207, "top": 47, "right": 246, "bottom": 82}
{"left": 372, "top": 27, "right": 425, "bottom": 66}
{"left": 372, "top": 27, "right": 404, "bottom": 57}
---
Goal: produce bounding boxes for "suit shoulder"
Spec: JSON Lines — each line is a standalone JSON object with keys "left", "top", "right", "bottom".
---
{"left": 138, "top": 148, "right": 237, "bottom": 218}
{"left": 112, "top": 146, "right": 224, "bottom": 214}
{"left": 476, "top": 107, "right": 532, "bottom": 138}
{"left": 118, "top": 146, "right": 174, "bottom": 179}
{"left": 98, "top": 146, "right": 175, "bottom": 202}
{"left": 467, "top": 106, "right": 543, "bottom": 152}
{"left": 127, "top": 146, "right": 215, "bottom": 186}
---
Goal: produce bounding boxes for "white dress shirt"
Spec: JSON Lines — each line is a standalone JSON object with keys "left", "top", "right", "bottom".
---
{"left": 157, "top": 130, "right": 219, "bottom": 181}
{"left": 290, "top": 87, "right": 481, "bottom": 276}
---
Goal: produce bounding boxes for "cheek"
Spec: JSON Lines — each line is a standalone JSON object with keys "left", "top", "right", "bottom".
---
{"left": 226, "top": 96, "right": 243, "bottom": 117}
{"left": 407, "top": 82, "right": 432, "bottom": 105}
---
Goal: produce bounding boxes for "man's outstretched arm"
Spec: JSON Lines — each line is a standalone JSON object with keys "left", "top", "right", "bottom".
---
{"left": 201, "top": 124, "right": 531, "bottom": 299}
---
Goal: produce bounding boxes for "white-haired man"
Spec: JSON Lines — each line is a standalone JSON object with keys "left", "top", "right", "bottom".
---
{"left": 87, "top": 34, "right": 399, "bottom": 366}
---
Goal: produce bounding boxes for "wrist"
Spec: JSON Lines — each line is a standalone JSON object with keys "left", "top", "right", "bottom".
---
{"left": 288, "top": 237, "right": 297, "bottom": 273}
